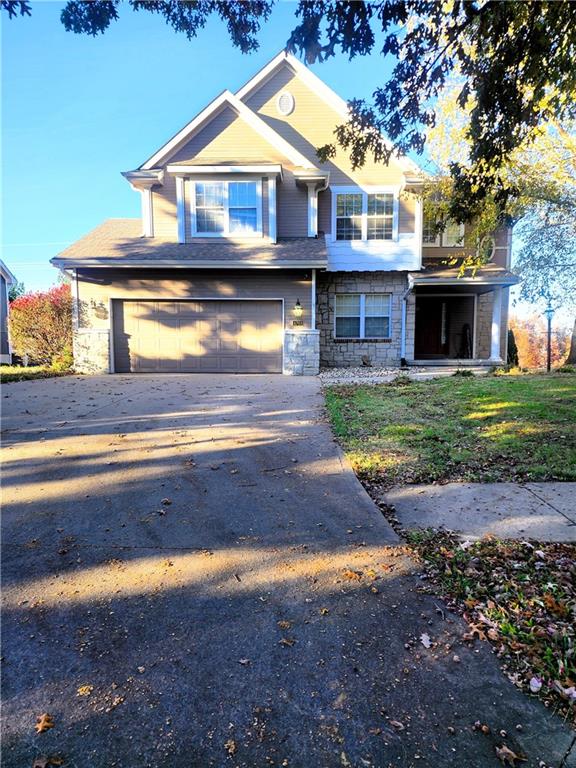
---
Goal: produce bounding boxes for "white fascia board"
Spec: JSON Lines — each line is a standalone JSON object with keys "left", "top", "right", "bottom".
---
{"left": 141, "top": 90, "right": 315, "bottom": 171}
{"left": 236, "top": 50, "right": 425, "bottom": 178}
{"left": 410, "top": 276, "right": 520, "bottom": 286}
{"left": 167, "top": 164, "right": 283, "bottom": 178}
{"left": 121, "top": 169, "right": 164, "bottom": 190}
{"left": 51, "top": 259, "right": 327, "bottom": 269}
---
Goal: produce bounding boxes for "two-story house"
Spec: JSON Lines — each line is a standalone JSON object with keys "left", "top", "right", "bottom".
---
{"left": 51, "top": 51, "right": 518, "bottom": 375}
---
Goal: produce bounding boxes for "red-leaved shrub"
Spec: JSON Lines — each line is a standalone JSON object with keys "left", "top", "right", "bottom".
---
{"left": 9, "top": 284, "right": 73, "bottom": 367}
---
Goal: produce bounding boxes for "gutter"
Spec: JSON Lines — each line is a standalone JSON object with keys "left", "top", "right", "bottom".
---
{"left": 50, "top": 259, "right": 328, "bottom": 270}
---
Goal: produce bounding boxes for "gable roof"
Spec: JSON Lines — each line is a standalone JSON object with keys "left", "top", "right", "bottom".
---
{"left": 139, "top": 89, "right": 315, "bottom": 171}
{"left": 236, "top": 51, "right": 425, "bottom": 178}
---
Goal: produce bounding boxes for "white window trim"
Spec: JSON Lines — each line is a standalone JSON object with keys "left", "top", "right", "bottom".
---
{"left": 334, "top": 292, "right": 392, "bottom": 340}
{"left": 190, "top": 179, "right": 263, "bottom": 238}
{"left": 423, "top": 211, "right": 465, "bottom": 248}
{"left": 331, "top": 186, "right": 399, "bottom": 243}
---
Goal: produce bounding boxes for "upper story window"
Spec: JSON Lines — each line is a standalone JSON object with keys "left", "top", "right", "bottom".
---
{"left": 333, "top": 188, "right": 398, "bottom": 242}
{"left": 192, "top": 180, "right": 262, "bottom": 237}
{"left": 423, "top": 209, "right": 465, "bottom": 247}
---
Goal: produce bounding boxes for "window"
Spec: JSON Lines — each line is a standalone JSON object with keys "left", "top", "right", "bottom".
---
{"left": 422, "top": 208, "right": 465, "bottom": 247}
{"left": 228, "top": 182, "right": 258, "bottom": 233}
{"left": 195, "top": 182, "right": 225, "bottom": 233}
{"left": 336, "top": 193, "right": 363, "bottom": 240}
{"left": 422, "top": 209, "right": 441, "bottom": 245}
{"left": 335, "top": 293, "right": 392, "bottom": 339}
{"left": 367, "top": 194, "right": 394, "bottom": 240}
{"left": 334, "top": 189, "right": 397, "bottom": 241}
{"left": 193, "top": 180, "right": 261, "bottom": 236}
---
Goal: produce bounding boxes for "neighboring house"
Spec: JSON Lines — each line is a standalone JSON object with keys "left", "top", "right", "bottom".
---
{"left": 0, "top": 260, "right": 16, "bottom": 364}
{"left": 51, "top": 51, "right": 518, "bottom": 375}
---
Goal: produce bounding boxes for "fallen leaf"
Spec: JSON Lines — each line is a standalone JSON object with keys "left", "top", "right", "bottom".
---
{"left": 420, "top": 633, "right": 432, "bottom": 649}
{"left": 35, "top": 714, "right": 55, "bottom": 734}
{"left": 390, "top": 720, "right": 405, "bottom": 730}
{"left": 76, "top": 685, "right": 93, "bottom": 697}
{"left": 224, "top": 739, "right": 237, "bottom": 755}
{"left": 279, "top": 638, "right": 296, "bottom": 647}
{"left": 32, "top": 758, "right": 64, "bottom": 768}
{"left": 495, "top": 744, "right": 527, "bottom": 766}
{"left": 342, "top": 569, "right": 362, "bottom": 581}
{"left": 238, "top": 658, "right": 251, "bottom": 666}
{"left": 320, "top": 608, "right": 330, "bottom": 616}
{"left": 277, "top": 620, "right": 292, "bottom": 630}
{"left": 160, "top": 498, "right": 172, "bottom": 506}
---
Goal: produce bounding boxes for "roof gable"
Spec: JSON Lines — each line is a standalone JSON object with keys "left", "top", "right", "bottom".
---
{"left": 236, "top": 51, "right": 424, "bottom": 178}
{"left": 140, "top": 90, "right": 315, "bottom": 171}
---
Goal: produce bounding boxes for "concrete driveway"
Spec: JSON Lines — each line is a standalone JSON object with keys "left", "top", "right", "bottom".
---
{"left": 1, "top": 375, "right": 573, "bottom": 767}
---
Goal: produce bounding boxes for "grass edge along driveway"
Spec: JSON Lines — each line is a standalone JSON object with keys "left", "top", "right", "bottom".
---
{"left": 325, "top": 373, "right": 576, "bottom": 487}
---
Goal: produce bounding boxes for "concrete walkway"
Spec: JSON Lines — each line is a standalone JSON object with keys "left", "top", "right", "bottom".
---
{"left": 385, "top": 483, "right": 576, "bottom": 541}
{"left": 1, "top": 375, "right": 574, "bottom": 767}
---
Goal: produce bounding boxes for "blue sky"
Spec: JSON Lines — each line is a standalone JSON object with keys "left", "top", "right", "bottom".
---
{"left": 2, "top": 0, "right": 396, "bottom": 291}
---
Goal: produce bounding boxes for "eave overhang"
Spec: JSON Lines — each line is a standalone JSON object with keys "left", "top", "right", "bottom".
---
{"left": 121, "top": 169, "right": 164, "bottom": 191}
{"left": 51, "top": 258, "right": 327, "bottom": 270}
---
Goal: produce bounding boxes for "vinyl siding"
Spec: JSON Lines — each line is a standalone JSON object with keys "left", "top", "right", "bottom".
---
{"left": 76, "top": 269, "right": 313, "bottom": 331}
{"left": 244, "top": 64, "right": 407, "bottom": 187}
{"left": 422, "top": 224, "right": 511, "bottom": 267}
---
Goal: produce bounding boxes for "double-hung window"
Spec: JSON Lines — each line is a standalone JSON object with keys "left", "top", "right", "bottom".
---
{"left": 335, "top": 294, "right": 392, "bottom": 339}
{"left": 193, "top": 180, "right": 261, "bottom": 236}
{"left": 423, "top": 209, "right": 464, "bottom": 247}
{"left": 334, "top": 189, "right": 397, "bottom": 241}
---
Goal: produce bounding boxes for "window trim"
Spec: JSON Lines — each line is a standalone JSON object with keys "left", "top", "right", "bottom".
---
{"left": 423, "top": 209, "right": 465, "bottom": 248}
{"left": 331, "top": 186, "right": 399, "bottom": 243}
{"left": 190, "top": 179, "right": 263, "bottom": 238}
{"left": 334, "top": 292, "right": 392, "bottom": 340}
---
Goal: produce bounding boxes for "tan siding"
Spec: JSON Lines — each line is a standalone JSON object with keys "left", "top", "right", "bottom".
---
{"left": 169, "top": 106, "right": 288, "bottom": 164}
{"left": 76, "top": 269, "right": 313, "bottom": 331}
{"left": 245, "top": 64, "right": 407, "bottom": 187}
{"left": 277, "top": 170, "right": 307, "bottom": 238}
{"left": 152, "top": 174, "right": 178, "bottom": 240}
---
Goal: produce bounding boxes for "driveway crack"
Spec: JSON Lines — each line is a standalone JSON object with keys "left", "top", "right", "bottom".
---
{"left": 522, "top": 485, "right": 576, "bottom": 526}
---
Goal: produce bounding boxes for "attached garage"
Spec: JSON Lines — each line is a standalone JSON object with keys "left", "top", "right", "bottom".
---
{"left": 112, "top": 298, "right": 283, "bottom": 373}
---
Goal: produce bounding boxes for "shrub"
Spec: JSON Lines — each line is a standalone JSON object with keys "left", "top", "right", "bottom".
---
{"left": 507, "top": 328, "right": 519, "bottom": 367}
{"left": 556, "top": 364, "right": 575, "bottom": 374}
{"left": 452, "top": 368, "right": 474, "bottom": 377}
{"left": 9, "top": 285, "right": 73, "bottom": 367}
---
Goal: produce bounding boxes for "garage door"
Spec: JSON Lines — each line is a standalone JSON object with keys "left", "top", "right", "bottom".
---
{"left": 112, "top": 299, "right": 283, "bottom": 373}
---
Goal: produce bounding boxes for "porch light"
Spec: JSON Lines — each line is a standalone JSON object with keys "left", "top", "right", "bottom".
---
{"left": 293, "top": 299, "right": 303, "bottom": 319}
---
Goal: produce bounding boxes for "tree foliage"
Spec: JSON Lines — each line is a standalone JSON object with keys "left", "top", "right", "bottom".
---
{"left": 8, "top": 280, "right": 25, "bottom": 302}
{"left": 509, "top": 314, "right": 570, "bottom": 370}
{"left": 3, "top": 1, "right": 575, "bottom": 217}
{"left": 9, "top": 284, "right": 73, "bottom": 367}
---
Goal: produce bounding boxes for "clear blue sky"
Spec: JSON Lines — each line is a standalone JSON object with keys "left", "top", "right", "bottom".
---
{"left": 2, "top": 0, "right": 397, "bottom": 291}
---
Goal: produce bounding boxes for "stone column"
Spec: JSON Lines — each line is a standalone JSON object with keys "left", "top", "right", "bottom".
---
{"left": 490, "top": 287, "right": 503, "bottom": 361}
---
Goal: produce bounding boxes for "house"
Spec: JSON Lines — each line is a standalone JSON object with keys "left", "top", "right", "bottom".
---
{"left": 51, "top": 51, "right": 518, "bottom": 375}
{"left": 0, "top": 260, "right": 16, "bottom": 365}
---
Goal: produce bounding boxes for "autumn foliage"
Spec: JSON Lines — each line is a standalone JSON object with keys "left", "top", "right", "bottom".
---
{"left": 9, "top": 284, "right": 73, "bottom": 367}
{"left": 509, "top": 313, "right": 570, "bottom": 369}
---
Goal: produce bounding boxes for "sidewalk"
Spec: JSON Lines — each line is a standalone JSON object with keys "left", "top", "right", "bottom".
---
{"left": 385, "top": 482, "right": 576, "bottom": 541}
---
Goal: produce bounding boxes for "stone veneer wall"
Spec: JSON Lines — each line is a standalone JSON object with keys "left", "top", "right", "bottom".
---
{"left": 73, "top": 329, "right": 110, "bottom": 374}
{"left": 283, "top": 329, "right": 320, "bottom": 376}
{"left": 317, "top": 272, "right": 409, "bottom": 367}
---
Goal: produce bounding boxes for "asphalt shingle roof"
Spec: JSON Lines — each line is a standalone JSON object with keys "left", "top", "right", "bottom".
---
{"left": 52, "top": 219, "right": 327, "bottom": 268}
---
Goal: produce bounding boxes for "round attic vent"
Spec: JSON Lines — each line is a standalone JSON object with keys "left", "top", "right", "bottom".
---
{"left": 277, "top": 91, "right": 295, "bottom": 116}
{"left": 478, "top": 235, "right": 496, "bottom": 261}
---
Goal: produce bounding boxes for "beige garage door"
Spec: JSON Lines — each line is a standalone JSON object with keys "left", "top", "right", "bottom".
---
{"left": 113, "top": 299, "right": 283, "bottom": 373}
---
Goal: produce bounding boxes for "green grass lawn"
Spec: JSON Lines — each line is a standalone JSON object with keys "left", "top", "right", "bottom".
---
{"left": 0, "top": 365, "right": 72, "bottom": 383}
{"left": 325, "top": 373, "right": 576, "bottom": 485}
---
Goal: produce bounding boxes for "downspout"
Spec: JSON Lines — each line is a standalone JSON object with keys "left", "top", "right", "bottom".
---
{"left": 400, "top": 283, "right": 412, "bottom": 368}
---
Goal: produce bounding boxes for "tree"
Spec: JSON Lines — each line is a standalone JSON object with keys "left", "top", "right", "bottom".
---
{"left": 8, "top": 280, "right": 25, "bottom": 302}
{"left": 3, "top": 0, "right": 576, "bottom": 217}
{"left": 9, "top": 284, "right": 73, "bottom": 367}
{"left": 509, "top": 314, "right": 570, "bottom": 369}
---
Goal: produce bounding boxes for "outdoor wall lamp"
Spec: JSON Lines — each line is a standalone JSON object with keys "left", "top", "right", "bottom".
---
{"left": 293, "top": 299, "right": 303, "bottom": 319}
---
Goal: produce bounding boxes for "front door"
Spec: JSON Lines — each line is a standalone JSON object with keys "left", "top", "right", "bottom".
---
{"left": 415, "top": 297, "right": 446, "bottom": 358}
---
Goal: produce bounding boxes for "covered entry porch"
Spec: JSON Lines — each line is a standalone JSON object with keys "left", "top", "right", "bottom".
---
{"left": 401, "top": 264, "right": 520, "bottom": 366}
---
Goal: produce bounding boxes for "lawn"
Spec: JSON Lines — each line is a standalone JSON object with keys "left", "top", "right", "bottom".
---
{"left": 0, "top": 365, "right": 72, "bottom": 383}
{"left": 325, "top": 373, "right": 576, "bottom": 486}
